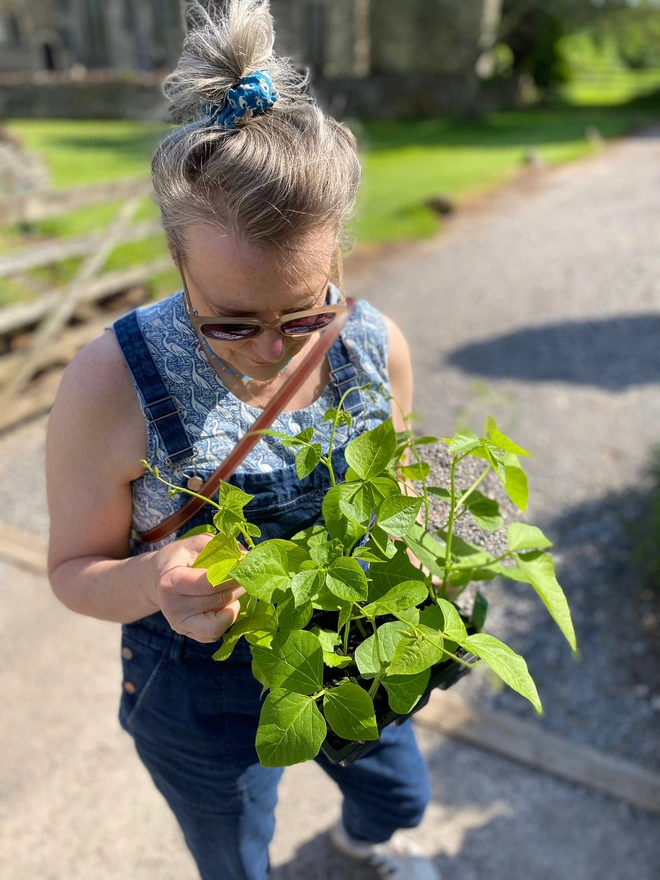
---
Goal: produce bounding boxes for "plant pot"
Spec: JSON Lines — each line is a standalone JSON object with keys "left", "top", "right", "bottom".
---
{"left": 319, "top": 591, "right": 488, "bottom": 767}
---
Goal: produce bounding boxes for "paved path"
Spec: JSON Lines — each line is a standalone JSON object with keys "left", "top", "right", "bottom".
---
{"left": 3, "top": 131, "right": 660, "bottom": 878}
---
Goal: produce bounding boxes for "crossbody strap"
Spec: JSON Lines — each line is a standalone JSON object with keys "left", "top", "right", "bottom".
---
{"left": 138, "top": 297, "right": 357, "bottom": 544}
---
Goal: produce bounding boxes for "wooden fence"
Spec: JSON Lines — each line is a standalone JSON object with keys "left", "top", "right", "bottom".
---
{"left": 0, "top": 178, "right": 169, "bottom": 432}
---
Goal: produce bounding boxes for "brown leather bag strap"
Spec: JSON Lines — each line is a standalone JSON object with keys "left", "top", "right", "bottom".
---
{"left": 138, "top": 298, "right": 357, "bottom": 544}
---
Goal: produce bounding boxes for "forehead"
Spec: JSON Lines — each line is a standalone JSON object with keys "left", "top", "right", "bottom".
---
{"left": 182, "top": 225, "right": 335, "bottom": 315}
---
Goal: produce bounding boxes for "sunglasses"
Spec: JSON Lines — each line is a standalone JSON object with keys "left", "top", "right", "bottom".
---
{"left": 178, "top": 259, "right": 346, "bottom": 342}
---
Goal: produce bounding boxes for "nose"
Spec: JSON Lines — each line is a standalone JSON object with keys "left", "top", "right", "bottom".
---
{"left": 250, "top": 329, "right": 286, "bottom": 363}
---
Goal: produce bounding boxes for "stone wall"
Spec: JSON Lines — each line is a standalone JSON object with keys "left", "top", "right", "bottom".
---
{"left": 0, "top": 71, "right": 520, "bottom": 123}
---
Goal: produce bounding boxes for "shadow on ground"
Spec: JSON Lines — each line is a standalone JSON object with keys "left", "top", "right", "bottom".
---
{"left": 447, "top": 315, "right": 660, "bottom": 390}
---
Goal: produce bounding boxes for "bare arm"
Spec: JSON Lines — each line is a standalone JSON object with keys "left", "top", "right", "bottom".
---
{"left": 46, "top": 330, "right": 242, "bottom": 642}
{"left": 383, "top": 314, "right": 414, "bottom": 434}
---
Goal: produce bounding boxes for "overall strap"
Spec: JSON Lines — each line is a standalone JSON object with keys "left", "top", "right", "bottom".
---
{"left": 113, "top": 311, "right": 196, "bottom": 466}
{"left": 327, "top": 335, "right": 365, "bottom": 418}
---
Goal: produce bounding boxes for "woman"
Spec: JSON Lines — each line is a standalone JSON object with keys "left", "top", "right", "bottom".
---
{"left": 46, "top": 3, "right": 438, "bottom": 879}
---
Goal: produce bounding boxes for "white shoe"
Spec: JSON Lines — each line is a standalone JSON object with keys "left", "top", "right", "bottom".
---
{"left": 329, "top": 820, "right": 441, "bottom": 880}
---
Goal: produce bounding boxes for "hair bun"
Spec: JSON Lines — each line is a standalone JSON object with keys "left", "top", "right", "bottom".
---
{"left": 164, "top": 0, "right": 308, "bottom": 125}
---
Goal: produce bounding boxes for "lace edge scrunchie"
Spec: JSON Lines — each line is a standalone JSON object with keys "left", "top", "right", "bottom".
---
{"left": 202, "top": 69, "right": 279, "bottom": 130}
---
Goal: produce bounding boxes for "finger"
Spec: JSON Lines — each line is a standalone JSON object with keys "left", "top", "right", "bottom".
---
{"left": 173, "top": 570, "right": 242, "bottom": 598}
{"left": 178, "top": 533, "right": 216, "bottom": 553}
{"left": 180, "top": 585, "right": 246, "bottom": 617}
{"left": 183, "top": 600, "right": 242, "bottom": 644}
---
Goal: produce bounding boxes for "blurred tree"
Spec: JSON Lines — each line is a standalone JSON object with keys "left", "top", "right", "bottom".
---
{"left": 497, "top": 0, "right": 660, "bottom": 90}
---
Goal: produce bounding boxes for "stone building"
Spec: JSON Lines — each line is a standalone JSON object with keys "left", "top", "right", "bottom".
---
{"left": 0, "top": 0, "right": 502, "bottom": 79}
{"left": 0, "top": 0, "right": 183, "bottom": 73}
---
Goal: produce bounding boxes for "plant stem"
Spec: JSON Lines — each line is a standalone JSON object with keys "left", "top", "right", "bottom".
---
{"left": 368, "top": 670, "right": 385, "bottom": 699}
{"left": 343, "top": 618, "right": 351, "bottom": 655}
{"left": 146, "top": 467, "right": 222, "bottom": 511}
{"left": 311, "top": 689, "right": 327, "bottom": 701}
{"left": 355, "top": 619, "right": 367, "bottom": 638}
{"left": 325, "top": 383, "right": 372, "bottom": 488}
{"left": 456, "top": 464, "right": 492, "bottom": 510}
{"left": 440, "top": 455, "right": 459, "bottom": 597}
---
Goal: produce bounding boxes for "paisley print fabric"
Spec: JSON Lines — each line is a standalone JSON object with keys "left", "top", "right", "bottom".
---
{"left": 113, "top": 283, "right": 391, "bottom": 552}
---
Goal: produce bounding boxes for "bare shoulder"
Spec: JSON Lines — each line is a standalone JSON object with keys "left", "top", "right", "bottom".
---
{"left": 49, "top": 328, "right": 147, "bottom": 482}
{"left": 381, "top": 314, "right": 411, "bottom": 364}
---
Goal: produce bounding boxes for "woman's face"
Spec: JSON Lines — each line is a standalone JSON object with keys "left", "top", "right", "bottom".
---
{"left": 179, "top": 225, "right": 338, "bottom": 382}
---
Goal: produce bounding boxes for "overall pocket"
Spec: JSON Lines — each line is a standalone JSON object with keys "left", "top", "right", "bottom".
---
{"left": 119, "top": 630, "right": 170, "bottom": 732}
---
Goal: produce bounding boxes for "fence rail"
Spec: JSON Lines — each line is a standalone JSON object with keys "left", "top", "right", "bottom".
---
{"left": 0, "top": 177, "right": 152, "bottom": 227}
{"left": 0, "top": 178, "right": 167, "bottom": 431}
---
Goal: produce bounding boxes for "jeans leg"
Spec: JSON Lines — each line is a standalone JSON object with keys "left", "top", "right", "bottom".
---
{"left": 315, "top": 720, "right": 431, "bottom": 844}
{"left": 133, "top": 733, "right": 283, "bottom": 880}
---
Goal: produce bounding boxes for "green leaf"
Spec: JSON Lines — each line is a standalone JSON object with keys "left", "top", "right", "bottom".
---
{"left": 324, "top": 682, "right": 379, "bottom": 741}
{"left": 213, "top": 600, "right": 277, "bottom": 661}
{"left": 383, "top": 670, "right": 431, "bottom": 714}
{"left": 403, "top": 528, "right": 447, "bottom": 580}
{"left": 515, "top": 551, "right": 577, "bottom": 651}
{"left": 447, "top": 429, "right": 482, "bottom": 456}
{"left": 368, "top": 526, "right": 398, "bottom": 560}
{"left": 207, "top": 557, "right": 241, "bottom": 586}
{"left": 219, "top": 481, "right": 254, "bottom": 512}
{"left": 310, "top": 538, "right": 344, "bottom": 567}
{"left": 428, "top": 487, "right": 451, "bottom": 503}
{"left": 291, "top": 569, "right": 323, "bottom": 607}
{"left": 191, "top": 532, "right": 243, "bottom": 570}
{"left": 419, "top": 604, "right": 444, "bottom": 629}
{"left": 368, "top": 475, "right": 401, "bottom": 503}
{"left": 507, "top": 523, "right": 553, "bottom": 552}
{"left": 412, "top": 436, "right": 439, "bottom": 446}
{"left": 289, "top": 525, "right": 329, "bottom": 551}
{"left": 178, "top": 524, "right": 216, "bottom": 540}
{"left": 338, "top": 601, "right": 353, "bottom": 632}
{"left": 256, "top": 691, "right": 327, "bottom": 767}
{"left": 363, "top": 580, "right": 429, "bottom": 617}
{"left": 436, "top": 599, "right": 468, "bottom": 641}
{"left": 252, "top": 429, "right": 303, "bottom": 447}
{"left": 398, "top": 462, "right": 431, "bottom": 481}
{"left": 345, "top": 419, "right": 397, "bottom": 481}
{"left": 462, "top": 633, "right": 543, "bottom": 714}
{"left": 367, "top": 545, "right": 427, "bottom": 602}
{"left": 323, "top": 483, "right": 373, "bottom": 548}
{"left": 296, "top": 444, "right": 323, "bottom": 479}
{"left": 352, "top": 547, "right": 386, "bottom": 564}
{"left": 488, "top": 427, "right": 530, "bottom": 457}
{"left": 464, "top": 492, "right": 503, "bottom": 532}
{"left": 250, "top": 630, "right": 323, "bottom": 695}
{"left": 378, "top": 495, "right": 423, "bottom": 538}
{"left": 339, "top": 499, "right": 370, "bottom": 528}
{"left": 502, "top": 453, "right": 529, "bottom": 512}
{"left": 231, "top": 541, "right": 292, "bottom": 602}
{"left": 277, "top": 597, "right": 313, "bottom": 631}
{"left": 388, "top": 627, "right": 445, "bottom": 676}
{"left": 323, "top": 652, "right": 354, "bottom": 669}
{"left": 244, "top": 522, "right": 262, "bottom": 538}
{"left": 213, "top": 508, "right": 246, "bottom": 537}
{"left": 326, "top": 557, "right": 369, "bottom": 602}
{"left": 354, "top": 621, "right": 408, "bottom": 678}
{"left": 311, "top": 628, "right": 341, "bottom": 652}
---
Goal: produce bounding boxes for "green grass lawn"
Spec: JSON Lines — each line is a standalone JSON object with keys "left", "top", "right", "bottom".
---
{"left": 2, "top": 97, "right": 659, "bottom": 305}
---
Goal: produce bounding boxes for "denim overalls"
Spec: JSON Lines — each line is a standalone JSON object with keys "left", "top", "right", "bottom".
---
{"left": 112, "top": 293, "right": 431, "bottom": 880}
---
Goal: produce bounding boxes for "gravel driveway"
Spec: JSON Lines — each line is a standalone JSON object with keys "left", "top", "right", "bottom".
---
{"left": 2, "top": 129, "right": 660, "bottom": 879}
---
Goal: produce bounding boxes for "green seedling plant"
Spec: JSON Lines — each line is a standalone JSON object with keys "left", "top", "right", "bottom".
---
{"left": 143, "top": 404, "right": 577, "bottom": 769}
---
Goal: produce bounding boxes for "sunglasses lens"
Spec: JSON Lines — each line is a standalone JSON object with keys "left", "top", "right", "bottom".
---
{"left": 281, "top": 312, "right": 337, "bottom": 336}
{"left": 200, "top": 323, "right": 260, "bottom": 340}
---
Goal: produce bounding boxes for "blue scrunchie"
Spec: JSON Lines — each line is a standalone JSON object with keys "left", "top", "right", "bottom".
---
{"left": 202, "top": 69, "right": 279, "bottom": 130}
